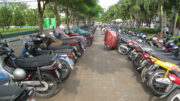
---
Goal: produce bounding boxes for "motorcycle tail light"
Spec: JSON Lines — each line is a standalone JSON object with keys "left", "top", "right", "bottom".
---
{"left": 90, "top": 36, "right": 94, "bottom": 38}
{"left": 68, "top": 54, "right": 73, "bottom": 59}
{"left": 150, "top": 58, "right": 157, "bottom": 63}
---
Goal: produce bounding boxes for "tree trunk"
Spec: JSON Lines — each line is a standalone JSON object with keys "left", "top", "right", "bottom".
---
{"left": 65, "top": 0, "right": 70, "bottom": 30}
{"left": 173, "top": 13, "right": 178, "bottom": 35}
{"left": 54, "top": 2, "right": 59, "bottom": 27}
{"left": 38, "top": 0, "right": 43, "bottom": 34}
{"left": 160, "top": 5, "right": 163, "bottom": 36}
{"left": 86, "top": 16, "right": 88, "bottom": 24}
{"left": 37, "top": 0, "right": 47, "bottom": 34}
{"left": 164, "top": 10, "right": 167, "bottom": 36}
{"left": 39, "top": 13, "right": 43, "bottom": 34}
{"left": 69, "top": 11, "right": 73, "bottom": 25}
{"left": 134, "top": 12, "right": 138, "bottom": 27}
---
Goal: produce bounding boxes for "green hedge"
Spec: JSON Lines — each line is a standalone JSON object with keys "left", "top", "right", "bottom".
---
{"left": 121, "top": 26, "right": 160, "bottom": 34}
{"left": 1, "top": 30, "right": 39, "bottom": 39}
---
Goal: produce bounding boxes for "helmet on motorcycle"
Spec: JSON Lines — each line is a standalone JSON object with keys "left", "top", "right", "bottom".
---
{"left": 142, "top": 35, "right": 146, "bottom": 39}
{"left": 13, "top": 68, "right": 26, "bottom": 80}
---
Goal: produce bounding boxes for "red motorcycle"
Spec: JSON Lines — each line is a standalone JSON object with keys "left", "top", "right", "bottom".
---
{"left": 67, "top": 32, "right": 94, "bottom": 47}
{"left": 104, "top": 29, "right": 118, "bottom": 50}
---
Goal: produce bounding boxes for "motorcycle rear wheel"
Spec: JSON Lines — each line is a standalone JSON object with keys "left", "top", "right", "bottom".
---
{"left": 141, "top": 65, "right": 151, "bottom": 83}
{"left": 132, "top": 56, "right": 142, "bottom": 69}
{"left": 117, "top": 44, "right": 127, "bottom": 55}
{"left": 32, "top": 72, "right": 58, "bottom": 98}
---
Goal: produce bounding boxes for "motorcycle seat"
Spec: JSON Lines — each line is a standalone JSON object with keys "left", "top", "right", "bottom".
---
{"left": 152, "top": 54, "right": 180, "bottom": 65}
{"left": 48, "top": 45, "right": 74, "bottom": 50}
{"left": 62, "top": 37, "right": 79, "bottom": 40}
{"left": 0, "top": 85, "right": 24, "bottom": 101}
{"left": 15, "top": 55, "right": 56, "bottom": 69}
{"left": 78, "top": 33, "right": 90, "bottom": 36}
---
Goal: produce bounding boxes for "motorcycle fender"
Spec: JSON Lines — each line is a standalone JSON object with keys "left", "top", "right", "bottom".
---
{"left": 59, "top": 57, "right": 74, "bottom": 70}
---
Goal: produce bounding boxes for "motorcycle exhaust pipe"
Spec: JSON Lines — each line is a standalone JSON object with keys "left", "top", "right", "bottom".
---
{"left": 21, "top": 81, "right": 49, "bottom": 92}
{"left": 155, "top": 78, "right": 172, "bottom": 85}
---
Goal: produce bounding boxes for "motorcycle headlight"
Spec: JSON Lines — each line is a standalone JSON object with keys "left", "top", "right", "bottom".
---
{"left": 142, "top": 35, "right": 146, "bottom": 39}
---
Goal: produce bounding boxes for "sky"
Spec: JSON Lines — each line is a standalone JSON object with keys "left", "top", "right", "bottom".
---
{"left": 98, "top": 0, "right": 119, "bottom": 11}
{"left": 27, "top": 0, "right": 119, "bottom": 10}
{"left": 1, "top": 0, "right": 119, "bottom": 10}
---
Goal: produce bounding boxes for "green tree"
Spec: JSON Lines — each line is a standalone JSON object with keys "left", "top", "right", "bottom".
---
{"left": 9, "top": 2, "right": 28, "bottom": 11}
{"left": 13, "top": 8, "right": 25, "bottom": 26}
{"left": 25, "top": 9, "right": 39, "bottom": 26}
{"left": 0, "top": 7, "right": 12, "bottom": 32}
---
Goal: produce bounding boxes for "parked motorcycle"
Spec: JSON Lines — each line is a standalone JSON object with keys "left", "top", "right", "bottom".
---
{"left": 53, "top": 27, "right": 87, "bottom": 48}
{"left": 0, "top": 42, "right": 60, "bottom": 98}
{"left": 71, "top": 25, "right": 94, "bottom": 46}
{"left": 21, "top": 38, "right": 73, "bottom": 81}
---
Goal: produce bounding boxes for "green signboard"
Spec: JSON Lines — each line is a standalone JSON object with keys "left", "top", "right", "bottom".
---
{"left": 43, "top": 18, "right": 50, "bottom": 28}
{"left": 51, "top": 18, "right": 56, "bottom": 28}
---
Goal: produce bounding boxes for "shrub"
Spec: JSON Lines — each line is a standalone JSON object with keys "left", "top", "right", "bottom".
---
{"left": 121, "top": 26, "right": 160, "bottom": 34}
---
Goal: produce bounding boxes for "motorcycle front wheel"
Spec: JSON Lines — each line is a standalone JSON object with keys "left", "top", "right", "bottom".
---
{"left": 148, "top": 70, "right": 169, "bottom": 96}
{"left": 127, "top": 49, "right": 133, "bottom": 61}
{"left": 32, "top": 72, "right": 58, "bottom": 98}
{"left": 104, "top": 45, "right": 112, "bottom": 51}
{"left": 141, "top": 64, "right": 153, "bottom": 83}
{"left": 132, "top": 56, "right": 143, "bottom": 69}
{"left": 87, "top": 39, "right": 93, "bottom": 47}
{"left": 59, "top": 60, "right": 71, "bottom": 81}
{"left": 117, "top": 43, "right": 127, "bottom": 55}
{"left": 167, "top": 90, "right": 180, "bottom": 101}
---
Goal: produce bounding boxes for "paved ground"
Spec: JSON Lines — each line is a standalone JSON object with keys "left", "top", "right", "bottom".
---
{"left": 37, "top": 29, "right": 165, "bottom": 101}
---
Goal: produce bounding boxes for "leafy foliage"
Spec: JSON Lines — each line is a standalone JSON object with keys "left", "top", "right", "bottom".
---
{"left": 13, "top": 8, "right": 26, "bottom": 26}
{"left": 0, "top": 6, "right": 12, "bottom": 32}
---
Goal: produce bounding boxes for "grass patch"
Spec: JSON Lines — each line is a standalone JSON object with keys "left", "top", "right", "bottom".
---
{"left": 0, "top": 27, "right": 39, "bottom": 34}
